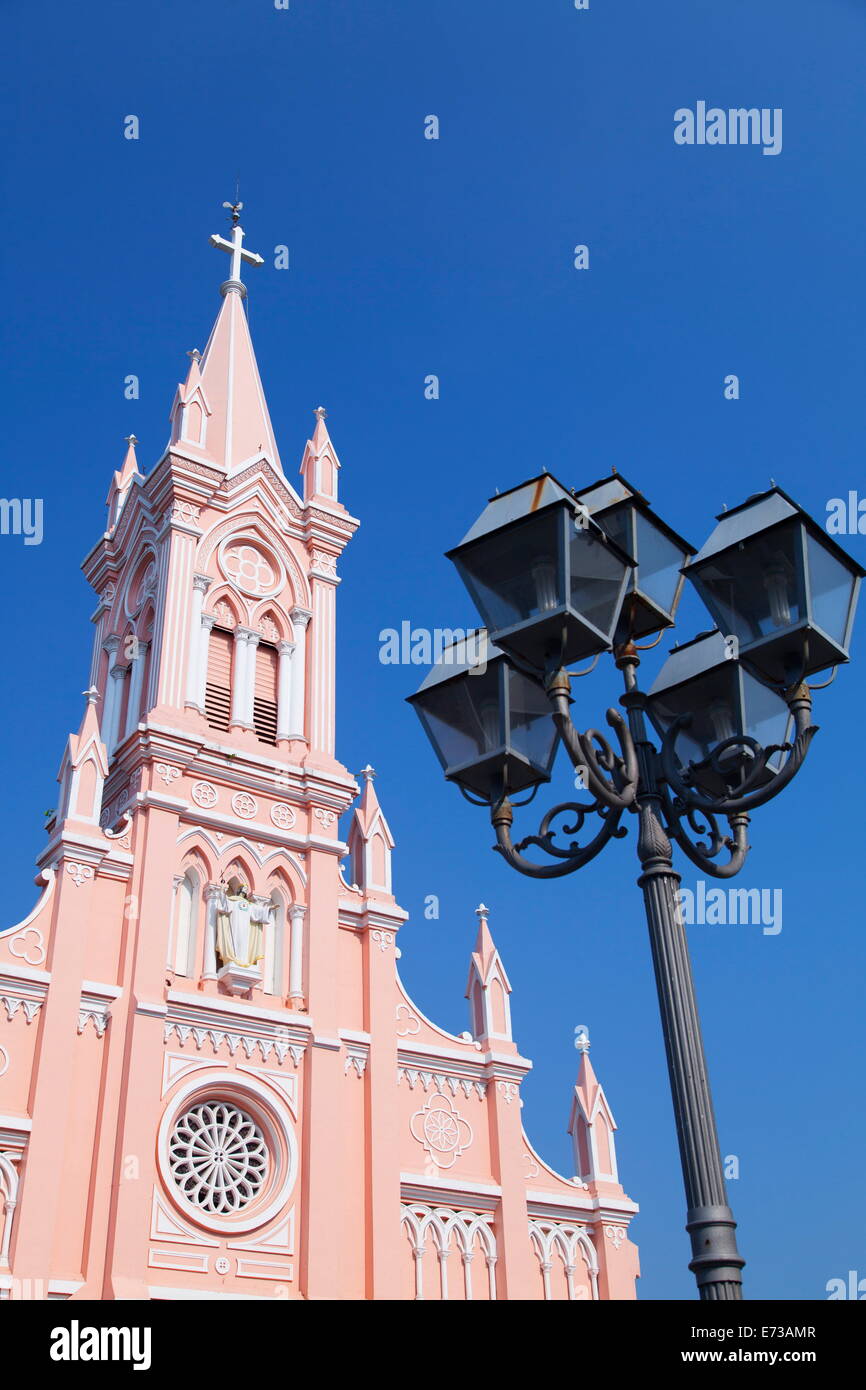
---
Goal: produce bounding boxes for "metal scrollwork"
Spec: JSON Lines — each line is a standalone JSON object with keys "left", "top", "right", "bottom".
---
{"left": 549, "top": 695, "right": 638, "bottom": 813}
{"left": 491, "top": 795, "right": 626, "bottom": 879}
{"left": 660, "top": 714, "right": 818, "bottom": 817}
{"left": 489, "top": 666, "right": 817, "bottom": 883}
{"left": 659, "top": 786, "right": 750, "bottom": 879}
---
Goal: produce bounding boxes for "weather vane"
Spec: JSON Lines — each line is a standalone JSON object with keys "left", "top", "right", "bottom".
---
{"left": 223, "top": 198, "right": 243, "bottom": 227}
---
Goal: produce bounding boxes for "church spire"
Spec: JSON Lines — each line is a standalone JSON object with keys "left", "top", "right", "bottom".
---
{"left": 166, "top": 204, "right": 283, "bottom": 478}
{"left": 465, "top": 903, "right": 513, "bottom": 1042}
{"left": 347, "top": 765, "right": 395, "bottom": 896}
{"left": 300, "top": 405, "right": 341, "bottom": 503}
{"left": 106, "top": 435, "right": 143, "bottom": 527}
{"left": 568, "top": 1029, "right": 620, "bottom": 1185}
{"left": 55, "top": 687, "right": 109, "bottom": 827}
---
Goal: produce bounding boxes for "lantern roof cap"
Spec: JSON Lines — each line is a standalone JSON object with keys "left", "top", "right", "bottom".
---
{"left": 411, "top": 629, "right": 502, "bottom": 695}
{"left": 692, "top": 485, "right": 866, "bottom": 576}
{"left": 648, "top": 629, "right": 729, "bottom": 697}
{"left": 574, "top": 472, "right": 695, "bottom": 557}
{"left": 450, "top": 471, "right": 580, "bottom": 549}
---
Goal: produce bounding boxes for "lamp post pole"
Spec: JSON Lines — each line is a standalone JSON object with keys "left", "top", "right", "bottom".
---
{"left": 618, "top": 645, "right": 745, "bottom": 1300}
{"left": 409, "top": 474, "right": 862, "bottom": 1300}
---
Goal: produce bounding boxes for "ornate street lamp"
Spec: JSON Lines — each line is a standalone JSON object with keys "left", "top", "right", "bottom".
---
{"left": 446, "top": 474, "right": 634, "bottom": 671}
{"left": 685, "top": 486, "right": 864, "bottom": 687}
{"left": 646, "top": 630, "right": 796, "bottom": 802}
{"left": 574, "top": 473, "right": 695, "bottom": 641}
{"left": 407, "top": 630, "right": 560, "bottom": 801}
{"left": 409, "top": 471, "right": 861, "bottom": 1301}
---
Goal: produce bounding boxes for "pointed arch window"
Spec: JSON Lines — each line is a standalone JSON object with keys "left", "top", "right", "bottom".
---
{"left": 253, "top": 641, "right": 279, "bottom": 744}
{"left": 0, "top": 1152, "right": 20, "bottom": 1269}
{"left": 173, "top": 868, "right": 201, "bottom": 978}
{"left": 136, "top": 610, "right": 155, "bottom": 722}
{"left": 264, "top": 887, "right": 286, "bottom": 996}
{"left": 470, "top": 980, "right": 484, "bottom": 1038}
{"left": 205, "top": 625, "right": 234, "bottom": 732}
{"left": 114, "top": 632, "right": 135, "bottom": 748}
{"left": 183, "top": 400, "right": 205, "bottom": 446}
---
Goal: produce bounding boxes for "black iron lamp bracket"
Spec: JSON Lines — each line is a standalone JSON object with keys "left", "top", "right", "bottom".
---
{"left": 488, "top": 663, "right": 818, "bottom": 880}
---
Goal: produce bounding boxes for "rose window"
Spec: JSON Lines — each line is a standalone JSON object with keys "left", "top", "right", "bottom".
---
{"left": 168, "top": 1101, "right": 269, "bottom": 1215}
{"left": 223, "top": 544, "right": 275, "bottom": 596}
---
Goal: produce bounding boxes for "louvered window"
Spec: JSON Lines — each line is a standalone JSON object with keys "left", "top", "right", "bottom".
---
{"left": 253, "top": 641, "right": 278, "bottom": 744}
{"left": 205, "top": 628, "right": 233, "bottom": 732}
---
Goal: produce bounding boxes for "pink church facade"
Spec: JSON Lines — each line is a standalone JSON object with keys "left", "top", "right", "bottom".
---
{"left": 0, "top": 218, "right": 639, "bottom": 1301}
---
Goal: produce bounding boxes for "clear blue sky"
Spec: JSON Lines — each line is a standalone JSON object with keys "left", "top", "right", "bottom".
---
{"left": 2, "top": 0, "right": 864, "bottom": 1299}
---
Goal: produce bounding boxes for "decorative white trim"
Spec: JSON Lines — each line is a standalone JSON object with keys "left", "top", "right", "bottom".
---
{"left": 398, "top": 1067, "right": 487, "bottom": 1101}
{"left": 394, "top": 970, "right": 485, "bottom": 1052}
{"left": 521, "top": 1130, "right": 588, "bottom": 1193}
{"left": 236, "top": 1065, "right": 297, "bottom": 1118}
{"left": 604, "top": 1223, "right": 627, "bottom": 1250}
{"left": 235, "top": 1257, "right": 293, "bottom": 1280}
{"left": 409, "top": 1094, "right": 474, "bottom": 1171}
{"left": 174, "top": 825, "right": 308, "bottom": 885}
{"left": 231, "top": 792, "right": 258, "bottom": 820}
{"left": 529, "top": 1218, "right": 599, "bottom": 1301}
{"left": 344, "top": 1041, "right": 369, "bottom": 1077}
{"left": 163, "top": 1020, "right": 304, "bottom": 1068}
{"left": 0, "top": 971, "right": 49, "bottom": 1024}
{"left": 0, "top": 869, "right": 55, "bottom": 943}
{"left": 0, "top": 1150, "right": 21, "bottom": 1267}
{"left": 65, "top": 861, "right": 94, "bottom": 889}
{"left": 162, "top": 1051, "right": 227, "bottom": 1098}
{"left": 401, "top": 1202, "right": 498, "bottom": 1302}
{"left": 191, "top": 780, "right": 218, "bottom": 809}
{"left": 3, "top": 935, "right": 45, "bottom": 977}
{"left": 155, "top": 763, "right": 182, "bottom": 788}
{"left": 149, "top": 1190, "right": 220, "bottom": 1248}
{"left": 148, "top": 1249, "right": 210, "bottom": 1274}
{"left": 396, "top": 1004, "right": 421, "bottom": 1037}
{"left": 227, "top": 1210, "right": 294, "bottom": 1256}
{"left": 77, "top": 982, "right": 121, "bottom": 1037}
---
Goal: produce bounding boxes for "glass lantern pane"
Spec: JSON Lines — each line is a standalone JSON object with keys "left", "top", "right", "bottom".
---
{"left": 742, "top": 671, "right": 793, "bottom": 774}
{"left": 569, "top": 527, "right": 627, "bottom": 638}
{"left": 806, "top": 533, "right": 855, "bottom": 646}
{"left": 507, "top": 667, "right": 558, "bottom": 770}
{"left": 701, "top": 694, "right": 741, "bottom": 752}
{"left": 455, "top": 511, "right": 564, "bottom": 633}
{"left": 634, "top": 511, "right": 686, "bottom": 615}
{"left": 694, "top": 521, "right": 803, "bottom": 646}
{"left": 596, "top": 506, "right": 632, "bottom": 557}
{"left": 415, "top": 665, "right": 503, "bottom": 771}
{"left": 648, "top": 697, "right": 706, "bottom": 771}
{"left": 652, "top": 664, "right": 740, "bottom": 765}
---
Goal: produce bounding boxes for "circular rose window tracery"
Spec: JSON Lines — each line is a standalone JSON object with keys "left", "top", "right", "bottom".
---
{"left": 217, "top": 536, "right": 284, "bottom": 599}
{"left": 168, "top": 1101, "right": 269, "bottom": 1215}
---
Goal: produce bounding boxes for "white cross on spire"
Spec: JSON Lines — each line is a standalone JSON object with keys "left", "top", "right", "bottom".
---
{"left": 209, "top": 201, "right": 264, "bottom": 296}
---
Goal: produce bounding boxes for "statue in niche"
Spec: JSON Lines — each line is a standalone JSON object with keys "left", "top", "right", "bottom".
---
{"left": 214, "top": 879, "right": 271, "bottom": 969}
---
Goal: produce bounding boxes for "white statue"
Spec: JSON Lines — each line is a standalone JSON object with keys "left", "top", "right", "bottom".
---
{"left": 214, "top": 883, "right": 271, "bottom": 969}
